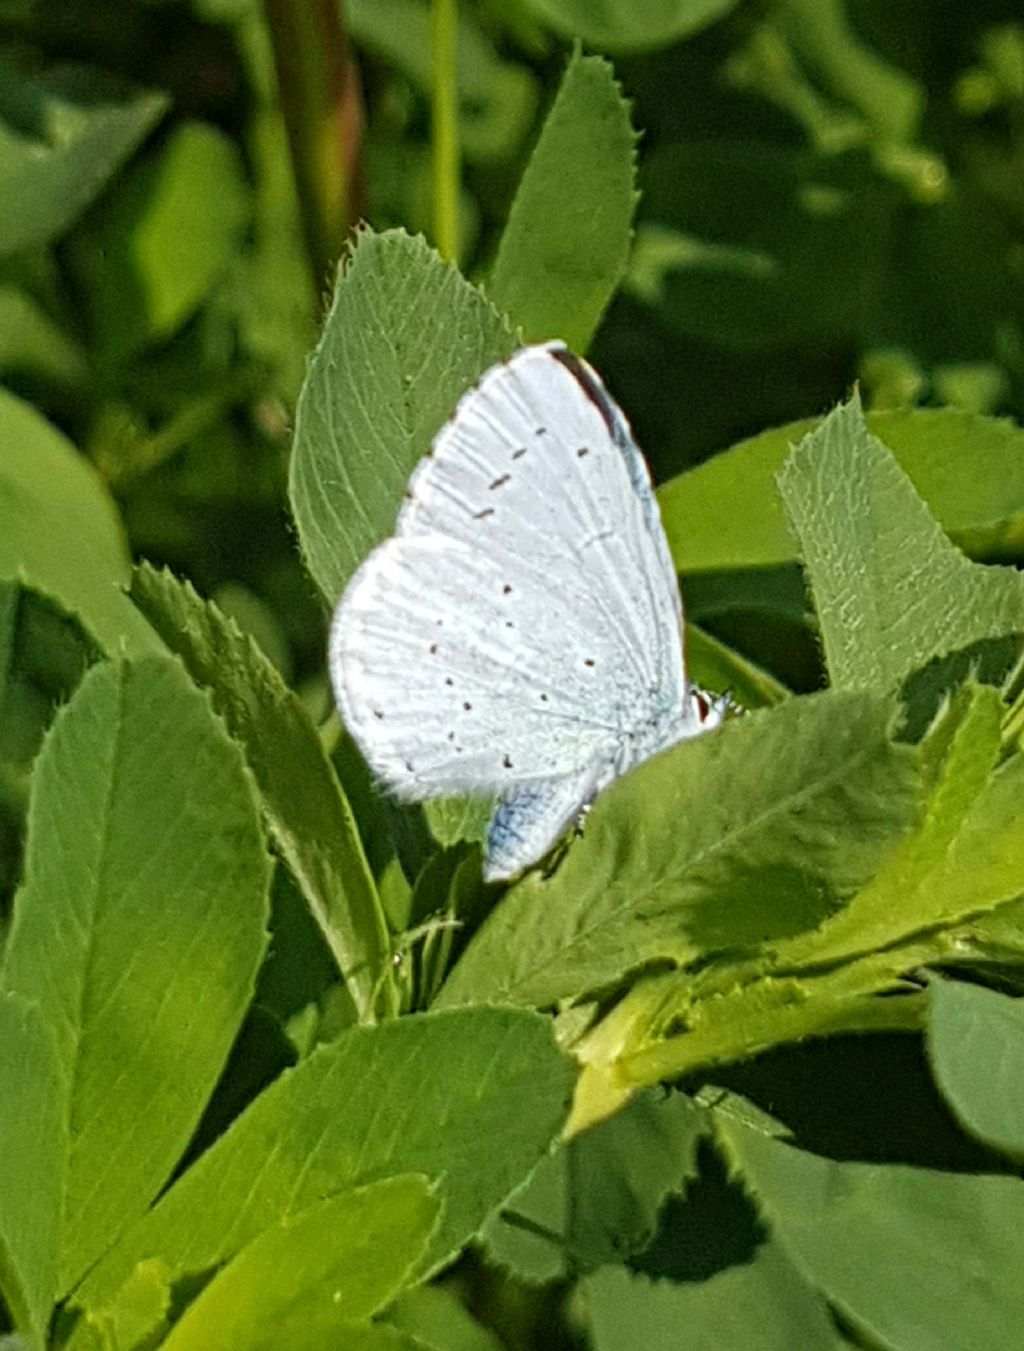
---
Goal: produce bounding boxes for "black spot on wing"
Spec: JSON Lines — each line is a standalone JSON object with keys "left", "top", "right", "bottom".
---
{"left": 474, "top": 507, "right": 495, "bottom": 520}
{"left": 489, "top": 473, "right": 511, "bottom": 489}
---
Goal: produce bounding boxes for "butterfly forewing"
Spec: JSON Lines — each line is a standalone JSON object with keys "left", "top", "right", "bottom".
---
{"left": 331, "top": 342, "right": 689, "bottom": 807}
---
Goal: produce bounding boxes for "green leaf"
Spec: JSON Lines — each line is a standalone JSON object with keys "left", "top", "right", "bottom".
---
{"left": 0, "top": 285, "right": 87, "bottom": 389}
{"left": 289, "top": 228, "right": 515, "bottom": 605}
{"left": 159, "top": 1176, "right": 439, "bottom": 1351}
{"left": 778, "top": 682, "right": 1011, "bottom": 967}
{"left": 70, "top": 121, "right": 250, "bottom": 364}
{"left": 521, "top": 0, "right": 740, "bottom": 53}
{"left": 0, "top": 995, "right": 64, "bottom": 1351}
{"left": 0, "top": 61, "right": 165, "bottom": 256}
{"left": 482, "top": 1087, "right": 706, "bottom": 1282}
{"left": 0, "top": 581, "right": 98, "bottom": 773}
{"left": 439, "top": 690, "right": 918, "bottom": 1009}
{"left": 387, "top": 1285, "right": 503, "bottom": 1351}
{"left": 658, "top": 406, "right": 1024, "bottom": 574}
{"left": 488, "top": 52, "right": 636, "bottom": 352}
{"left": 778, "top": 395, "right": 1024, "bottom": 692}
{"left": 928, "top": 979, "right": 1024, "bottom": 1161}
{"left": 0, "top": 389, "right": 158, "bottom": 655}
{"left": 131, "top": 564, "right": 391, "bottom": 1022}
{"left": 1, "top": 656, "right": 271, "bottom": 1295}
{"left": 73, "top": 1008, "right": 574, "bottom": 1319}
{"left": 719, "top": 1113, "right": 1024, "bottom": 1351}
{"left": 585, "top": 1242, "right": 842, "bottom": 1351}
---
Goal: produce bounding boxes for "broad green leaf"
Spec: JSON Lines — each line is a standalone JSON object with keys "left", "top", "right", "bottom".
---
{"left": 1, "top": 656, "right": 271, "bottom": 1295}
{"left": 0, "top": 389, "right": 157, "bottom": 655}
{"left": 928, "top": 979, "right": 1024, "bottom": 1161}
{"left": 585, "top": 1242, "right": 842, "bottom": 1351}
{"left": 74, "top": 1008, "right": 574, "bottom": 1318}
{"left": 347, "top": 0, "right": 537, "bottom": 164}
{"left": 522, "top": 0, "right": 739, "bottom": 53}
{"left": 160, "top": 1177, "right": 439, "bottom": 1351}
{"left": 778, "top": 395, "right": 1024, "bottom": 692}
{"left": 658, "top": 406, "right": 1024, "bottom": 574}
{"left": 439, "top": 690, "right": 918, "bottom": 1009}
{"left": 289, "top": 228, "right": 515, "bottom": 604}
{"left": 0, "top": 61, "right": 165, "bottom": 256}
{"left": 488, "top": 52, "right": 636, "bottom": 353}
{"left": 0, "top": 995, "right": 64, "bottom": 1351}
{"left": 776, "top": 683, "right": 1011, "bottom": 967}
{"left": 70, "top": 121, "right": 249, "bottom": 363}
{"left": 131, "top": 564, "right": 391, "bottom": 1022}
{"left": 482, "top": 1087, "right": 706, "bottom": 1282}
{"left": 719, "top": 1114, "right": 1024, "bottom": 1351}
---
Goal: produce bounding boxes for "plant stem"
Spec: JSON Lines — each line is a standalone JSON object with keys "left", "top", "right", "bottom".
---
{"left": 262, "top": 0, "right": 365, "bottom": 292}
{"left": 431, "top": 0, "right": 460, "bottom": 261}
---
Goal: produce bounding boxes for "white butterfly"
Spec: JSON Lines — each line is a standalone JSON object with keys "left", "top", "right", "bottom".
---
{"left": 330, "top": 341, "right": 727, "bottom": 881}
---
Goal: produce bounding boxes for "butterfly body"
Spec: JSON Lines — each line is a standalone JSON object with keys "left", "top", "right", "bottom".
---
{"left": 331, "top": 342, "right": 725, "bottom": 880}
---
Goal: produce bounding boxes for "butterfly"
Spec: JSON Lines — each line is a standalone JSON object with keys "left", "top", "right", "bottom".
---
{"left": 330, "top": 341, "right": 728, "bottom": 881}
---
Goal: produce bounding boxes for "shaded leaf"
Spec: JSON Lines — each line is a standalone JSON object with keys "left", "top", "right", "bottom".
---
{"left": 719, "top": 1113, "right": 1024, "bottom": 1351}
{"left": 585, "top": 1242, "right": 842, "bottom": 1351}
{"left": 482, "top": 1087, "right": 706, "bottom": 1282}
{"left": 928, "top": 978, "right": 1024, "bottom": 1161}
